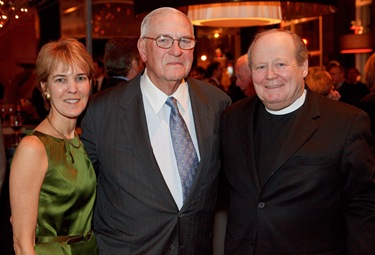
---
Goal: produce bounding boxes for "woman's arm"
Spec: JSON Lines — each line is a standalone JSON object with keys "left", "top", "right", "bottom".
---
{"left": 9, "top": 135, "right": 48, "bottom": 255}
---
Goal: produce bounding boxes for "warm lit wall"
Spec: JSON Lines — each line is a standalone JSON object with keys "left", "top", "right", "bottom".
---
{"left": 0, "top": 9, "right": 39, "bottom": 104}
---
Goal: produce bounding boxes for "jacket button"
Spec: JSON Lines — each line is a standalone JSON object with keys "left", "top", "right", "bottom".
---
{"left": 258, "top": 202, "right": 265, "bottom": 208}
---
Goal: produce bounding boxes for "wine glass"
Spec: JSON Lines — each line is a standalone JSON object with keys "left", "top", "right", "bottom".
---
{"left": 10, "top": 115, "right": 23, "bottom": 146}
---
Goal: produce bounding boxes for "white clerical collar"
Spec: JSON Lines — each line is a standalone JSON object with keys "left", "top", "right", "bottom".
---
{"left": 266, "top": 89, "right": 306, "bottom": 115}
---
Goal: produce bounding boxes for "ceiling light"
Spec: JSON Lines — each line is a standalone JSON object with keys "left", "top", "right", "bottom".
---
{"left": 188, "top": 2, "right": 282, "bottom": 27}
{"left": 134, "top": 1, "right": 338, "bottom": 28}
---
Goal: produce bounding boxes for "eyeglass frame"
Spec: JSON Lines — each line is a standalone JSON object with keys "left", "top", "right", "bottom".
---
{"left": 142, "top": 35, "right": 197, "bottom": 50}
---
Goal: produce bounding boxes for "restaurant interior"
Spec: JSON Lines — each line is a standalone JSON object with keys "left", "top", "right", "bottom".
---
{"left": 0, "top": 0, "right": 373, "bottom": 106}
{"left": 0, "top": 0, "right": 374, "bottom": 253}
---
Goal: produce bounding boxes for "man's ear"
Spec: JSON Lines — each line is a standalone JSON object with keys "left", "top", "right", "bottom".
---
{"left": 302, "top": 59, "right": 309, "bottom": 78}
{"left": 137, "top": 38, "right": 147, "bottom": 63}
{"left": 131, "top": 59, "right": 138, "bottom": 69}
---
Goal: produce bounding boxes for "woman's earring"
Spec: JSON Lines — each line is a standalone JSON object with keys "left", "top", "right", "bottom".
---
{"left": 45, "top": 93, "right": 51, "bottom": 100}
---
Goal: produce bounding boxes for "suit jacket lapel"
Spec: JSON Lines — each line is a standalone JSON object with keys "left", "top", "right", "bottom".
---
{"left": 118, "top": 76, "right": 177, "bottom": 209}
{"left": 239, "top": 98, "right": 262, "bottom": 191}
{"left": 183, "top": 79, "right": 211, "bottom": 204}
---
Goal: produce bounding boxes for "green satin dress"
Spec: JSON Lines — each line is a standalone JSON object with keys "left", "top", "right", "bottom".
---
{"left": 29, "top": 130, "right": 98, "bottom": 255}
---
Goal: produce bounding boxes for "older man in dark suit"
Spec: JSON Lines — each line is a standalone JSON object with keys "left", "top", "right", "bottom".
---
{"left": 81, "top": 7, "right": 230, "bottom": 255}
{"left": 222, "top": 29, "right": 375, "bottom": 254}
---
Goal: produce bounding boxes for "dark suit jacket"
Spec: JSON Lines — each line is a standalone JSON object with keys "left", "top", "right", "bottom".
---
{"left": 92, "top": 77, "right": 108, "bottom": 94}
{"left": 81, "top": 74, "right": 231, "bottom": 255}
{"left": 356, "top": 93, "right": 375, "bottom": 136}
{"left": 338, "top": 81, "right": 370, "bottom": 105}
{"left": 100, "top": 77, "right": 125, "bottom": 91}
{"left": 221, "top": 90, "right": 375, "bottom": 255}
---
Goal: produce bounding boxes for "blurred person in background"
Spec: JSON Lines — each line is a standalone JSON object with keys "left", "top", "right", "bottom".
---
{"left": 91, "top": 59, "right": 107, "bottom": 94}
{"left": 305, "top": 66, "right": 341, "bottom": 100}
{"left": 329, "top": 65, "right": 368, "bottom": 105}
{"left": 102, "top": 37, "right": 144, "bottom": 90}
{"left": 206, "top": 61, "right": 225, "bottom": 91}
{"left": 346, "top": 66, "right": 369, "bottom": 99}
{"left": 347, "top": 66, "right": 367, "bottom": 87}
{"left": 189, "top": 65, "right": 206, "bottom": 80}
{"left": 329, "top": 64, "right": 346, "bottom": 91}
{"left": 356, "top": 53, "right": 375, "bottom": 136}
{"left": 234, "top": 54, "right": 256, "bottom": 98}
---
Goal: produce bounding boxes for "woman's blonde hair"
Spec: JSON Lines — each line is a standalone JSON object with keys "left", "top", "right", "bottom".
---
{"left": 364, "top": 53, "right": 375, "bottom": 91}
{"left": 305, "top": 67, "right": 333, "bottom": 96}
{"left": 35, "top": 37, "right": 95, "bottom": 93}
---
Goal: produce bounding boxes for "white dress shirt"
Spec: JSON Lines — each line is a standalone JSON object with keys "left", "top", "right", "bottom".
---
{"left": 140, "top": 70, "right": 200, "bottom": 210}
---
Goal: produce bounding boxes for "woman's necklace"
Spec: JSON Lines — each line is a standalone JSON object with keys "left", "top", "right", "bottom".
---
{"left": 46, "top": 116, "right": 82, "bottom": 149}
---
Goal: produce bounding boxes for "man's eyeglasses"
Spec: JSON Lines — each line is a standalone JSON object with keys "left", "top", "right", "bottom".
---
{"left": 143, "top": 35, "right": 196, "bottom": 50}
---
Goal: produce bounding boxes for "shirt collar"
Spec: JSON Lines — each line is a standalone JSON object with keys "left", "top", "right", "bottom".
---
{"left": 140, "top": 68, "right": 189, "bottom": 114}
{"left": 266, "top": 89, "right": 307, "bottom": 115}
{"left": 112, "top": 75, "right": 129, "bottom": 81}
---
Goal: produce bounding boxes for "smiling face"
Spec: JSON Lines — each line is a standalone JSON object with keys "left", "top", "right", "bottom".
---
{"left": 138, "top": 9, "right": 195, "bottom": 94}
{"left": 42, "top": 62, "right": 91, "bottom": 120}
{"left": 250, "top": 31, "right": 308, "bottom": 110}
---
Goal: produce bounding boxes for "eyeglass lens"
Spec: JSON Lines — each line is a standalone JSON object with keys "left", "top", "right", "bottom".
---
{"left": 156, "top": 35, "right": 195, "bottom": 50}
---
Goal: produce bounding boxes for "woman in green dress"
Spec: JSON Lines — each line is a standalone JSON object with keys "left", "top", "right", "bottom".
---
{"left": 9, "top": 37, "right": 98, "bottom": 255}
